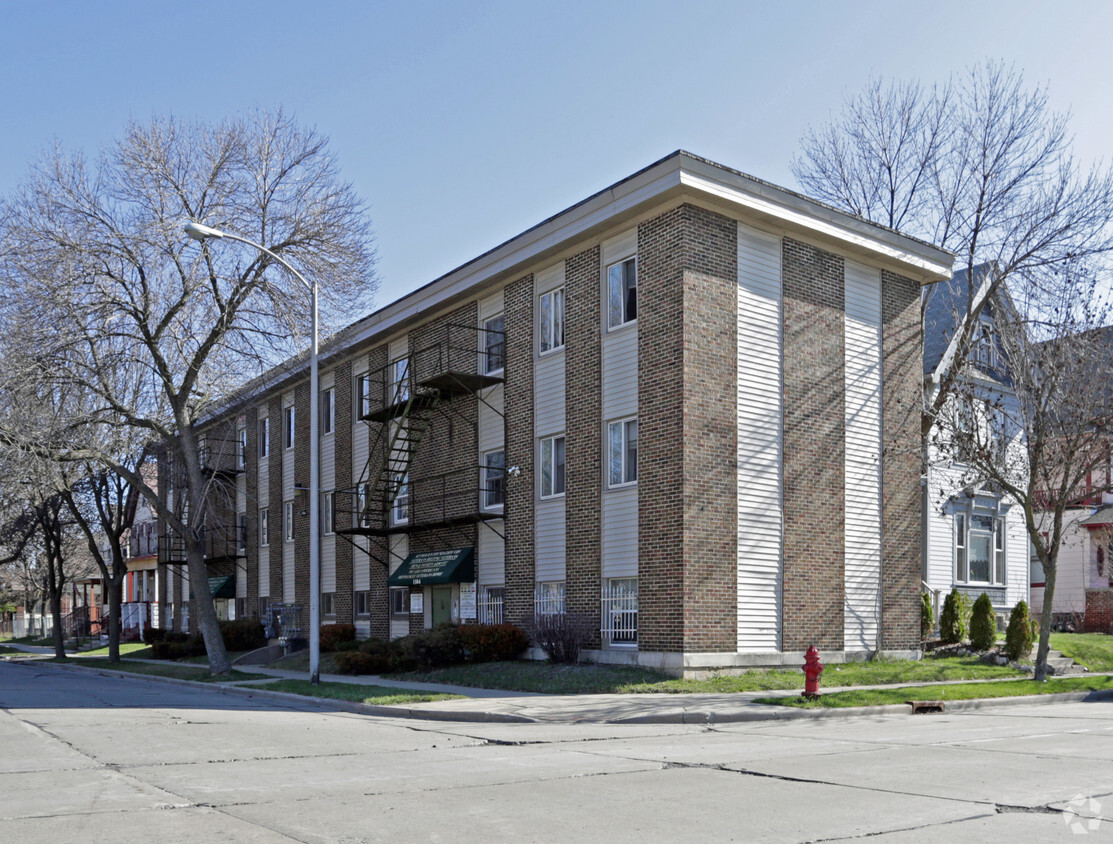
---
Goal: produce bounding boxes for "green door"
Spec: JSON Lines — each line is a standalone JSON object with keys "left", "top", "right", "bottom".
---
{"left": 432, "top": 586, "right": 453, "bottom": 626}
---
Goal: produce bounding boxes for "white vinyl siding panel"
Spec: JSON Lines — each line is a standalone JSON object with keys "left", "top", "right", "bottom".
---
{"left": 478, "top": 384, "right": 504, "bottom": 454}
{"left": 736, "top": 224, "right": 783, "bottom": 653}
{"left": 390, "top": 534, "right": 409, "bottom": 640}
{"left": 281, "top": 395, "right": 295, "bottom": 603}
{"left": 534, "top": 353, "right": 565, "bottom": 434}
{"left": 388, "top": 336, "right": 408, "bottom": 363}
{"left": 478, "top": 522, "right": 505, "bottom": 586}
{"left": 601, "top": 329, "right": 637, "bottom": 420}
{"left": 535, "top": 498, "right": 567, "bottom": 581}
{"left": 479, "top": 290, "right": 504, "bottom": 322}
{"left": 843, "top": 261, "right": 883, "bottom": 652}
{"left": 602, "top": 486, "right": 638, "bottom": 578}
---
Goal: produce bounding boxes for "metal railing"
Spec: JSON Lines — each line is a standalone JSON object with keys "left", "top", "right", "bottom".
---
{"left": 601, "top": 582, "right": 638, "bottom": 645}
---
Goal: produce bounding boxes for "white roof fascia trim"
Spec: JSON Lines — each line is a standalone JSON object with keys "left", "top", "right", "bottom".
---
{"left": 678, "top": 169, "right": 952, "bottom": 281}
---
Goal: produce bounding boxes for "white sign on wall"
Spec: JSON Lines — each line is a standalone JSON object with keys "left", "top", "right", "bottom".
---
{"left": 459, "top": 583, "right": 476, "bottom": 621}
{"left": 410, "top": 593, "right": 423, "bottom": 614}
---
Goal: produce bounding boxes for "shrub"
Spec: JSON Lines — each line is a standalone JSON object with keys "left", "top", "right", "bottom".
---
{"left": 920, "top": 591, "right": 934, "bottom": 640}
{"left": 320, "top": 624, "right": 357, "bottom": 653}
{"left": 334, "top": 639, "right": 361, "bottom": 653}
{"left": 334, "top": 650, "right": 389, "bottom": 675}
{"left": 143, "top": 627, "right": 169, "bottom": 645}
{"left": 521, "top": 612, "right": 594, "bottom": 664}
{"left": 459, "top": 623, "right": 528, "bottom": 662}
{"left": 1005, "top": 600, "right": 1035, "bottom": 661}
{"left": 406, "top": 624, "right": 466, "bottom": 669}
{"left": 219, "top": 619, "right": 266, "bottom": 651}
{"left": 150, "top": 641, "right": 174, "bottom": 660}
{"left": 359, "top": 637, "right": 417, "bottom": 673}
{"left": 969, "top": 593, "right": 997, "bottom": 651}
{"left": 939, "top": 588, "right": 967, "bottom": 644}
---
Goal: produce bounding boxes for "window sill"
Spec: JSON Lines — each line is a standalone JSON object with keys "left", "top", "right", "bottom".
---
{"left": 538, "top": 346, "right": 565, "bottom": 359}
{"left": 606, "top": 319, "right": 637, "bottom": 334}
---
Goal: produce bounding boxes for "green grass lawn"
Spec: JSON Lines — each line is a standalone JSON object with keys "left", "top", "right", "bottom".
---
{"left": 1048, "top": 633, "right": 1113, "bottom": 672}
{"left": 394, "top": 655, "right": 1026, "bottom": 695}
{"left": 79, "top": 642, "right": 153, "bottom": 658}
{"left": 754, "top": 674, "right": 1113, "bottom": 709}
{"left": 262, "top": 679, "right": 464, "bottom": 706}
{"left": 53, "top": 657, "right": 257, "bottom": 683}
{"left": 0, "top": 645, "right": 19, "bottom": 655}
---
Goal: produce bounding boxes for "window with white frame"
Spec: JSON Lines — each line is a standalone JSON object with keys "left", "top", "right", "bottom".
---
{"left": 321, "top": 592, "right": 335, "bottom": 617}
{"left": 357, "top": 482, "right": 372, "bottom": 528}
{"left": 259, "top": 508, "right": 270, "bottom": 547}
{"left": 390, "top": 587, "right": 409, "bottom": 616}
{"left": 391, "top": 473, "right": 409, "bottom": 525}
{"left": 539, "top": 287, "right": 565, "bottom": 353}
{"left": 535, "top": 581, "right": 565, "bottom": 615}
{"left": 391, "top": 357, "right": 410, "bottom": 404}
{"left": 539, "top": 435, "right": 566, "bottom": 498}
{"left": 607, "top": 257, "right": 637, "bottom": 329}
{"left": 321, "top": 387, "right": 334, "bottom": 435}
{"left": 237, "top": 427, "right": 247, "bottom": 469}
{"left": 322, "top": 491, "right": 335, "bottom": 535}
{"left": 238, "top": 513, "right": 247, "bottom": 553}
{"left": 480, "top": 586, "right": 505, "bottom": 624}
{"left": 355, "top": 590, "right": 371, "bottom": 616}
{"left": 483, "top": 314, "right": 505, "bottom": 374}
{"left": 259, "top": 417, "right": 270, "bottom": 458}
{"left": 356, "top": 373, "right": 372, "bottom": 419}
{"left": 482, "top": 450, "right": 505, "bottom": 509}
{"left": 972, "top": 318, "right": 1000, "bottom": 370}
{"left": 284, "top": 406, "right": 295, "bottom": 450}
{"left": 955, "top": 509, "right": 1005, "bottom": 585}
{"left": 607, "top": 418, "right": 638, "bottom": 487}
{"left": 284, "top": 500, "right": 295, "bottom": 542}
{"left": 603, "top": 577, "right": 638, "bottom": 644}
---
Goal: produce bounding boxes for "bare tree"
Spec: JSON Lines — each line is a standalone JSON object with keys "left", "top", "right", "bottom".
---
{"left": 0, "top": 110, "right": 377, "bottom": 674}
{"left": 933, "top": 270, "right": 1112, "bottom": 679}
{"left": 793, "top": 60, "right": 1113, "bottom": 433}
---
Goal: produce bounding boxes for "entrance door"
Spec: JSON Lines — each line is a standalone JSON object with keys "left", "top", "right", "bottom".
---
{"left": 431, "top": 586, "right": 453, "bottom": 626}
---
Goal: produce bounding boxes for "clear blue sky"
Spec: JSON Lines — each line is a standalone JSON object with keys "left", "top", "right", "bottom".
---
{"left": 3, "top": 0, "right": 1112, "bottom": 307}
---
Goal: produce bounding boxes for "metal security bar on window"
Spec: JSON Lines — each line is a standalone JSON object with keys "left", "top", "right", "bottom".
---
{"left": 477, "top": 588, "right": 505, "bottom": 625}
{"left": 534, "top": 582, "right": 566, "bottom": 616}
{"left": 601, "top": 578, "right": 638, "bottom": 645}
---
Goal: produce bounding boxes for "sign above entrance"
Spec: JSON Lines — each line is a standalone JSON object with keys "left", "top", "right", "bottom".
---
{"left": 388, "top": 547, "right": 475, "bottom": 586}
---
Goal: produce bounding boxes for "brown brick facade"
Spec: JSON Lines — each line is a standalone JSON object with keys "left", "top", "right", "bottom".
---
{"left": 504, "top": 274, "right": 535, "bottom": 624}
{"left": 880, "top": 269, "right": 923, "bottom": 650}
{"left": 782, "top": 237, "right": 846, "bottom": 651}
{"left": 565, "top": 245, "right": 603, "bottom": 647}
{"left": 333, "top": 361, "right": 354, "bottom": 624}
{"left": 244, "top": 408, "right": 259, "bottom": 617}
{"left": 1085, "top": 589, "right": 1113, "bottom": 633}
{"left": 268, "top": 395, "right": 284, "bottom": 603}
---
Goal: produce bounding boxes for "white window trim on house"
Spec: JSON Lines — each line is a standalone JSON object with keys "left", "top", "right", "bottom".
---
{"left": 535, "top": 581, "right": 566, "bottom": 615}
{"left": 390, "top": 473, "right": 410, "bottom": 526}
{"left": 483, "top": 313, "right": 505, "bottom": 375}
{"left": 237, "top": 427, "right": 247, "bottom": 469}
{"left": 259, "top": 417, "right": 270, "bottom": 458}
{"left": 284, "top": 406, "right": 295, "bottom": 450}
{"left": 606, "top": 256, "right": 637, "bottom": 331}
{"left": 355, "top": 590, "right": 371, "bottom": 617}
{"left": 954, "top": 505, "right": 1006, "bottom": 586}
{"left": 259, "top": 508, "right": 270, "bottom": 547}
{"left": 602, "top": 577, "right": 638, "bottom": 646}
{"left": 539, "top": 286, "right": 565, "bottom": 354}
{"left": 539, "top": 434, "right": 566, "bottom": 498}
{"left": 284, "top": 500, "right": 295, "bottom": 543}
{"left": 322, "top": 491, "right": 335, "bottom": 536}
{"left": 356, "top": 373, "right": 372, "bottom": 419}
{"left": 392, "top": 357, "right": 411, "bottom": 405}
{"left": 390, "top": 586, "right": 409, "bottom": 617}
{"left": 607, "top": 417, "right": 638, "bottom": 487}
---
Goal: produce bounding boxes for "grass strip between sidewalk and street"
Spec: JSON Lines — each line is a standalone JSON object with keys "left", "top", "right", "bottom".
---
{"left": 260, "top": 679, "right": 465, "bottom": 706}
{"left": 753, "top": 674, "right": 1113, "bottom": 708}
{"left": 49, "top": 657, "right": 258, "bottom": 683}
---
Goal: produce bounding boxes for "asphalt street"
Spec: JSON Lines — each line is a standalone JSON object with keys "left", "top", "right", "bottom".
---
{"left": 1, "top": 659, "right": 1111, "bottom": 842}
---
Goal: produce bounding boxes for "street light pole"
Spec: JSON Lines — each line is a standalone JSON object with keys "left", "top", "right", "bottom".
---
{"left": 184, "top": 221, "right": 321, "bottom": 685}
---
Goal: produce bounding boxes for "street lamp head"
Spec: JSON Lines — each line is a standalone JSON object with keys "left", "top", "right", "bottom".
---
{"left": 184, "top": 220, "right": 226, "bottom": 241}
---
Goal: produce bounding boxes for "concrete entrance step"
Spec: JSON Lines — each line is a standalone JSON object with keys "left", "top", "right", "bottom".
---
{"left": 1039, "top": 649, "right": 1085, "bottom": 675}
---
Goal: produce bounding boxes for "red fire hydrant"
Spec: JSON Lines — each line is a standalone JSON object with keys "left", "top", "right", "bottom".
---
{"left": 802, "top": 646, "right": 823, "bottom": 699}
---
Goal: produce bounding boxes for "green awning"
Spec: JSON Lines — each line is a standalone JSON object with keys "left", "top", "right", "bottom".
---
{"left": 388, "top": 547, "right": 474, "bottom": 586}
{"left": 208, "top": 575, "right": 236, "bottom": 599}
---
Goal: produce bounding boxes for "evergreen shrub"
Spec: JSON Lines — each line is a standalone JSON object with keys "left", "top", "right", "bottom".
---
{"left": 920, "top": 591, "right": 934, "bottom": 640}
{"left": 1005, "top": 600, "right": 1034, "bottom": 661}
{"left": 969, "top": 593, "right": 997, "bottom": 651}
{"left": 940, "top": 588, "right": 967, "bottom": 644}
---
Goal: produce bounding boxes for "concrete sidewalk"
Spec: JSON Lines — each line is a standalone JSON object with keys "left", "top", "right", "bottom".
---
{"left": 6, "top": 642, "right": 1112, "bottom": 724}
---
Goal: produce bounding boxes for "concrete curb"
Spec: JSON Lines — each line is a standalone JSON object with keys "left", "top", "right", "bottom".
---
{"left": 11, "top": 656, "right": 1113, "bottom": 725}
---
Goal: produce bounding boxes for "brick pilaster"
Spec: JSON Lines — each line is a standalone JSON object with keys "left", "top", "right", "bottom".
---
{"left": 244, "top": 407, "right": 259, "bottom": 617}
{"left": 333, "top": 361, "right": 354, "bottom": 624}
{"left": 268, "top": 396, "right": 284, "bottom": 603}
{"left": 782, "top": 237, "right": 846, "bottom": 651}
{"left": 293, "top": 381, "right": 311, "bottom": 609}
{"left": 504, "top": 273, "right": 535, "bottom": 624}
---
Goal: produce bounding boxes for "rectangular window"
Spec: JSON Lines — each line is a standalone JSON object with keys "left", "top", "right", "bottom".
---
{"left": 357, "top": 482, "right": 372, "bottom": 529}
{"left": 994, "top": 518, "right": 1006, "bottom": 585}
{"left": 392, "top": 358, "right": 410, "bottom": 404}
{"left": 539, "top": 287, "right": 565, "bottom": 353}
{"left": 284, "top": 501, "right": 295, "bottom": 543}
{"left": 482, "top": 450, "right": 505, "bottom": 509}
{"left": 234, "top": 597, "right": 246, "bottom": 621}
{"left": 322, "top": 387, "right": 334, "bottom": 435}
{"left": 258, "top": 596, "right": 269, "bottom": 620}
{"left": 355, "top": 590, "right": 371, "bottom": 617}
{"left": 955, "top": 513, "right": 967, "bottom": 582}
{"left": 540, "top": 435, "right": 566, "bottom": 498}
{"left": 321, "top": 592, "right": 335, "bottom": 617}
{"left": 237, "top": 428, "right": 247, "bottom": 469}
{"left": 259, "top": 417, "right": 270, "bottom": 458}
{"left": 390, "top": 587, "right": 409, "bottom": 617}
{"left": 356, "top": 373, "right": 372, "bottom": 419}
{"left": 322, "top": 491, "right": 335, "bottom": 535}
{"left": 259, "top": 508, "right": 270, "bottom": 547}
{"left": 391, "top": 473, "right": 409, "bottom": 525}
{"left": 284, "top": 406, "right": 295, "bottom": 450}
{"left": 968, "top": 515, "right": 994, "bottom": 583}
{"left": 481, "top": 586, "right": 505, "bottom": 624}
{"left": 608, "top": 418, "right": 638, "bottom": 486}
{"left": 237, "top": 513, "right": 247, "bottom": 553}
{"left": 604, "top": 577, "right": 638, "bottom": 644}
{"left": 483, "top": 314, "right": 505, "bottom": 374}
{"left": 607, "top": 257, "right": 637, "bottom": 329}
{"left": 535, "top": 581, "right": 566, "bottom": 615}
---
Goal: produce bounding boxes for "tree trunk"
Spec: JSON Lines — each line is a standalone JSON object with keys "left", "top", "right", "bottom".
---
{"left": 186, "top": 540, "right": 230, "bottom": 675}
{"left": 1034, "top": 560, "right": 1057, "bottom": 682}
{"left": 49, "top": 591, "right": 65, "bottom": 659}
